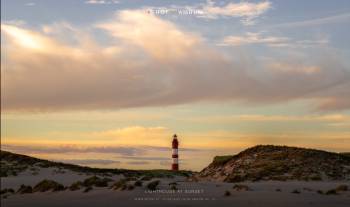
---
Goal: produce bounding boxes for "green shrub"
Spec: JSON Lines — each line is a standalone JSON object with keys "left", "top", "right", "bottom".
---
{"left": 291, "top": 189, "right": 300, "bottom": 194}
{"left": 83, "top": 176, "right": 112, "bottom": 187}
{"left": 127, "top": 185, "right": 135, "bottom": 191}
{"left": 212, "top": 156, "right": 234, "bottom": 166}
{"left": 225, "top": 174, "right": 245, "bottom": 182}
{"left": 140, "top": 176, "right": 153, "bottom": 181}
{"left": 111, "top": 179, "right": 128, "bottom": 190}
{"left": 232, "top": 184, "right": 251, "bottom": 191}
{"left": 83, "top": 186, "right": 93, "bottom": 193}
{"left": 69, "top": 181, "right": 83, "bottom": 191}
{"left": 303, "top": 187, "right": 313, "bottom": 192}
{"left": 309, "top": 174, "right": 322, "bottom": 181}
{"left": 33, "top": 179, "right": 65, "bottom": 192}
{"left": 317, "top": 190, "right": 323, "bottom": 194}
{"left": 17, "top": 185, "right": 33, "bottom": 194}
{"left": 325, "top": 189, "right": 337, "bottom": 195}
{"left": 335, "top": 185, "right": 348, "bottom": 192}
{"left": 0, "top": 188, "right": 15, "bottom": 194}
{"left": 134, "top": 180, "right": 143, "bottom": 187}
{"left": 147, "top": 180, "right": 160, "bottom": 190}
{"left": 125, "top": 177, "right": 137, "bottom": 181}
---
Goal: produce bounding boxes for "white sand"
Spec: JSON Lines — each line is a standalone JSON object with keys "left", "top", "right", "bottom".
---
{"left": 1, "top": 167, "right": 123, "bottom": 190}
{"left": 1, "top": 170, "right": 350, "bottom": 207}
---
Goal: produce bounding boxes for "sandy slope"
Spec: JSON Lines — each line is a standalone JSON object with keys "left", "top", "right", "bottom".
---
{"left": 1, "top": 168, "right": 349, "bottom": 207}
{"left": 1, "top": 167, "right": 122, "bottom": 189}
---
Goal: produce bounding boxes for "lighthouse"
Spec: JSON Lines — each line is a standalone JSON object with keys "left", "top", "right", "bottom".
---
{"left": 171, "top": 134, "right": 179, "bottom": 171}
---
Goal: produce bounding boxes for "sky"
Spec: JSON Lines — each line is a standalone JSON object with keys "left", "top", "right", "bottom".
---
{"left": 1, "top": 0, "right": 350, "bottom": 171}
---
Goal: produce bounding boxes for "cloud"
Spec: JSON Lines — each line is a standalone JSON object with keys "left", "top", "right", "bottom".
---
{"left": 220, "top": 32, "right": 328, "bottom": 47}
{"left": 118, "top": 156, "right": 170, "bottom": 161}
{"left": 143, "top": 146, "right": 202, "bottom": 152}
{"left": 221, "top": 32, "right": 288, "bottom": 46}
{"left": 1, "top": 144, "right": 146, "bottom": 156}
{"left": 159, "top": 160, "right": 172, "bottom": 166}
{"left": 146, "top": 0, "right": 271, "bottom": 25}
{"left": 181, "top": 114, "right": 350, "bottom": 124}
{"left": 25, "top": 2, "right": 35, "bottom": 6}
{"left": 180, "top": 130, "right": 350, "bottom": 151}
{"left": 315, "top": 82, "right": 350, "bottom": 111}
{"left": 85, "top": 0, "right": 119, "bottom": 4}
{"left": 2, "top": 10, "right": 350, "bottom": 112}
{"left": 1, "top": 142, "right": 201, "bottom": 157}
{"left": 270, "top": 12, "right": 350, "bottom": 28}
{"left": 99, "top": 126, "right": 168, "bottom": 137}
{"left": 56, "top": 159, "right": 121, "bottom": 165}
{"left": 94, "top": 126, "right": 172, "bottom": 146}
{"left": 96, "top": 10, "right": 201, "bottom": 61}
{"left": 268, "top": 63, "right": 321, "bottom": 74}
{"left": 2, "top": 24, "right": 64, "bottom": 52}
{"left": 199, "top": 0, "right": 272, "bottom": 25}
{"left": 126, "top": 161, "right": 150, "bottom": 165}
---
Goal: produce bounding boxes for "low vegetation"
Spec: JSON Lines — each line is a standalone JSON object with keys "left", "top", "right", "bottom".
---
{"left": 340, "top": 152, "right": 350, "bottom": 158}
{"left": 232, "top": 184, "right": 251, "bottom": 191}
{"left": 111, "top": 179, "right": 128, "bottom": 191}
{"left": 1, "top": 188, "right": 15, "bottom": 198}
{"left": 169, "top": 182, "right": 178, "bottom": 190}
{"left": 317, "top": 184, "right": 348, "bottom": 196}
{"left": 134, "top": 180, "right": 143, "bottom": 187}
{"left": 33, "top": 179, "right": 65, "bottom": 192}
{"left": 325, "top": 189, "right": 337, "bottom": 195}
{"left": 17, "top": 185, "right": 33, "bottom": 194}
{"left": 1, "top": 160, "right": 28, "bottom": 177}
{"left": 69, "top": 181, "right": 83, "bottom": 191}
{"left": 335, "top": 184, "right": 348, "bottom": 192}
{"left": 195, "top": 145, "right": 350, "bottom": 182}
{"left": 291, "top": 189, "right": 300, "bottom": 194}
{"left": 212, "top": 155, "right": 234, "bottom": 166}
{"left": 83, "top": 186, "right": 93, "bottom": 193}
{"left": 147, "top": 180, "right": 160, "bottom": 190}
{"left": 82, "top": 176, "right": 112, "bottom": 187}
{"left": 317, "top": 190, "right": 324, "bottom": 194}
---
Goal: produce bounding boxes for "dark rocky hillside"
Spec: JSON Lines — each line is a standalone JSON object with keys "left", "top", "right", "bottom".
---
{"left": 194, "top": 145, "right": 350, "bottom": 182}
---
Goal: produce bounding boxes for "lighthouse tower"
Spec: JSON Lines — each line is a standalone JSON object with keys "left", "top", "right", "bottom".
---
{"left": 171, "top": 134, "right": 179, "bottom": 171}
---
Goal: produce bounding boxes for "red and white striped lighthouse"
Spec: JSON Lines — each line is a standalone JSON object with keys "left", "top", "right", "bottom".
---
{"left": 171, "top": 134, "right": 179, "bottom": 171}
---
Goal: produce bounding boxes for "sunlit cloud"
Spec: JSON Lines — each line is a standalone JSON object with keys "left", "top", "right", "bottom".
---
{"left": 95, "top": 126, "right": 171, "bottom": 146}
{"left": 199, "top": 0, "right": 272, "bottom": 25}
{"left": 144, "top": 0, "right": 271, "bottom": 25}
{"left": 268, "top": 63, "right": 321, "bottom": 74}
{"left": 1, "top": 10, "right": 349, "bottom": 112}
{"left": 96, "top": 10, "right": 201, "bottom": 61}
{"left": 221, "top": 32, "right": 289, "bottom": 46}
{"left": 181, "top": 114, "right": 350, "bottom": 123}
{"left": 56, "top": 159, "right": 121, "bottom": 165}
{"left": 25, "top": 2, "right": 35, "bottom": 6}
{"left": 2, "top": 24, "right": 50, "bottom": 51}
{"left": 1, "top": 144, "right": 146, "bottom": 156}
{"left": 220, "top": 32, "right": 329, "bottom": 47}
{"left": 85, "top": 0, "right": 119, "bottom": 4}
{"left": 2, "top": 23, "right": 83, "bottom": 56}
{"left": 269, "top": 12, "right": 350, "bottom": 28}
